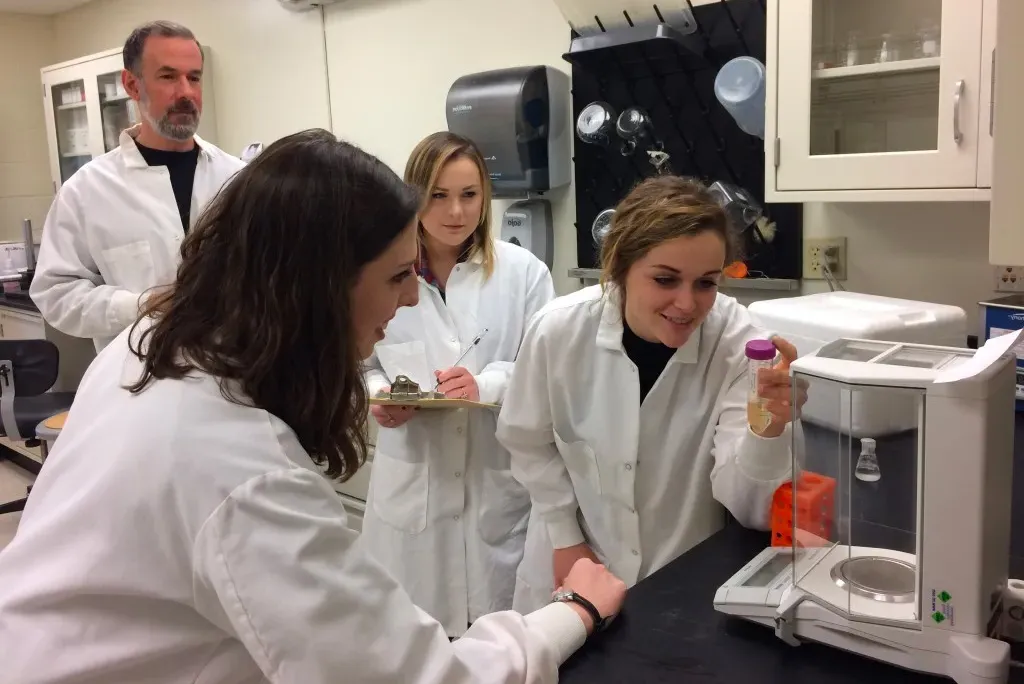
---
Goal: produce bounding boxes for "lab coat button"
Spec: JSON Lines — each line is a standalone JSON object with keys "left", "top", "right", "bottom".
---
{"left": 632, "top": 549, "right": 639, "bottom": 556}
{"left": 456, "top": 426, "right": 463, "bottom": 434}
{"left": 454, "top": 515, "right": 460, "bottom": 521}
{"left": 625, "top": 463, "right": 633, "bottom": 471}
{"left": 455, "top": 471, "right": 462, "bottom": 478}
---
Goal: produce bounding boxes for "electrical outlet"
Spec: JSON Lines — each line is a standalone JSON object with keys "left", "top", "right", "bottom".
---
{"left": 993, "top": 266, "right": 1024, "bottom": 293}
{"left": 802, "top": 237, "right": 847, "bottom": 280}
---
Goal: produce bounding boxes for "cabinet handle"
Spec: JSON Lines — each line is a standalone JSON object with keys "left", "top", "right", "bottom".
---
{"left": 953, "top": 79, "right": 964, "bottom": 145}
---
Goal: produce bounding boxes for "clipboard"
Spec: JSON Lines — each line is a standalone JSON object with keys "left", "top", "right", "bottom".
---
{"left": 369, "top": 375, "right": 499, "bottom": 410}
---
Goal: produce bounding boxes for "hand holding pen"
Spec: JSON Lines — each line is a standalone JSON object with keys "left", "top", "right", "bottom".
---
{"left": 435, "top": 329, "right": 488, "bottom": 401}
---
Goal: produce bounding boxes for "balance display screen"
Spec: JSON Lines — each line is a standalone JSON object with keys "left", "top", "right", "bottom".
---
{"left": 742, "top": 553, "right": 790, "bottom": 587}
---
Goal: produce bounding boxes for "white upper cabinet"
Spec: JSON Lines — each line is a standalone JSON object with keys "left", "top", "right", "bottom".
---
{"left": 766, "top": 0, "right": 997, "bottom": 202}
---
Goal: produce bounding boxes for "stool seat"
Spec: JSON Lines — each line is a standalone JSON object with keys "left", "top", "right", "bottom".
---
{"left": 11, "top": 393, "right": 74, "bottom": 440}
{"left": 42, "top": 411, "right": 68, "bottom": 432}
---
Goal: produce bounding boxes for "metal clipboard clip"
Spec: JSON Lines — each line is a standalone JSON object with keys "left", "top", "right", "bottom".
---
{"left": 379, "top": 375, "right": 445, "bottom": 401}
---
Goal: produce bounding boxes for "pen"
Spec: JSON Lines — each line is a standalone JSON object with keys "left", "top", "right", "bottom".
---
{"left": 435, "top": 328, "right": 489, "bottom": 388}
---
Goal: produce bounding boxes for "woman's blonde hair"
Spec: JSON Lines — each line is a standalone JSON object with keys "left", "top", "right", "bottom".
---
{"left": 600, "top": 175, "right": 739, "bottom": 290}
{"left": 404, "top": 132, "right": 495, "bottom": 278}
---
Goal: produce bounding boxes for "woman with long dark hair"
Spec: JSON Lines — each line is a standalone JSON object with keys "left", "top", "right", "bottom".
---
{"left": 0, "top": 129, "right": 624, "bottom": 683}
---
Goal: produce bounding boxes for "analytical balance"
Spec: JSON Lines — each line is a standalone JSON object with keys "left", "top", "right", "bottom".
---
{"left": 714, "top": 336, "right": 1018, "bottom": 684}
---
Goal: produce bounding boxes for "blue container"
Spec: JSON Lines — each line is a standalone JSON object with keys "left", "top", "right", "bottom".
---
{"left": 979, "top": 294, "right": 1024, "bottom": 411}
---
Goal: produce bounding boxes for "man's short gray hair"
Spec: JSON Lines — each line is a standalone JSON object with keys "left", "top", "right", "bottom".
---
{"left": 123, "top": 20, "right": 201, "bottom": 75}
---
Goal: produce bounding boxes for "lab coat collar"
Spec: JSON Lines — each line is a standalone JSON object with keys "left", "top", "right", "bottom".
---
{"left": 119, "top": 124, "right": 214, "bottom": 170}
{"left": 596, "top": 285, "right": 700, "bottom": 363}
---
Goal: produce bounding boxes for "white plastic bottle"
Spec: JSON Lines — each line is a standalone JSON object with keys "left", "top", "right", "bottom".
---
{"left": 855, "top": 437, "right": 880, "bottom": 482}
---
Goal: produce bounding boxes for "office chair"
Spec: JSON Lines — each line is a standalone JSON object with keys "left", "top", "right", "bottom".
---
{"left": 0, "top": 339, "right": 75, "bottom": 516}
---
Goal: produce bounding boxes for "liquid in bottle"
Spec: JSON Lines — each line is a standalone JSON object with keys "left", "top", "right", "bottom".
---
{"left": 745, "top": 339, "right": 777, "bottom": 436}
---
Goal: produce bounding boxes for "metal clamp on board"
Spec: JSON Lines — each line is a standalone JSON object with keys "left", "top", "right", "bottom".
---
{"left": 380, "top": 375, "right": 445, "bottom": 401}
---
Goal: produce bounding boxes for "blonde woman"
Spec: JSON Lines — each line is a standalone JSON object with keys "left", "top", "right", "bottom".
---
{"left": 497, "top": 176, "right": 805, "bottom": 612}
{"left": 362, "top": 131, "right": 556, "bottom": 638}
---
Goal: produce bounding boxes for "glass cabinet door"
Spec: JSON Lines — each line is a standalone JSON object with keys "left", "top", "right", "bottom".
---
{"left": 775, "top": 0, "right": 984, "bottom": 191}
{"left": 48, "top": 78, "right": 94, "bottom": 184}
{"left": 95, "top": 69, "right": 140, "bottom": 153}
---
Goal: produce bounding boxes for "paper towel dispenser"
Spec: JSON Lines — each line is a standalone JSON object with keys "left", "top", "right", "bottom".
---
{"left": 446, "top": 66, "right": 570, "bottom": 198}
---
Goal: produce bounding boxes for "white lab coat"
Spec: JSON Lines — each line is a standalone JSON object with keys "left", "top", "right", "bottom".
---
{"left": 0, "top": 320, "right": 587, "bottom": 684}
{"left": 30, "top": 125, "right": 245, "bottom": 351}
{"left": 496, "top": 285, "right": 799, "bottom": 613}
{"left": 362, "top": 240, "right": 556, "bottom": 637}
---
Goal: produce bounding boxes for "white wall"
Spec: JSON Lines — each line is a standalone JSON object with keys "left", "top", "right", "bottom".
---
{"left": 323, "top": 0, "right": 579, "bottom": 294}
{"left": 39, "top": 0, "right": 997, "bottom": 330}
{"left": 0, "top": 13, "right": 56, "bottom": 241}
{"left": 800, "top": 201, "right": 992, "bottom": 332}
{"left": 50, "top": 0, "right": 332, "bottom": 157}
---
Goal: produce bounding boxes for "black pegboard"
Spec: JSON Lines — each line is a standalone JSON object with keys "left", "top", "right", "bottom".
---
{"left": 565, "top": 0, "right": 802, "bottom": 279}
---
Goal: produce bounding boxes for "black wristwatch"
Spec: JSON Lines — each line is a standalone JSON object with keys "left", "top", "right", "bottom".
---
{"left": 552, "top": 589, "right": 608, "bottom": 632}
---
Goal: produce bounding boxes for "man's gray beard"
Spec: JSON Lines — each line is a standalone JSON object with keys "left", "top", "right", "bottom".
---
{"left": 143, "top": 109, "right": 199, "bottom": 142}
{"left": 155, "top": 115, "right": 199, "bottom": 141}
{"left": 140, "top": 90, "right": 199, "bottom": 142}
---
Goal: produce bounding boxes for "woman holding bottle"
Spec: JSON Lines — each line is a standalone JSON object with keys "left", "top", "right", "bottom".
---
{"left": 496, "top": 175, "right": 807, "bottom": 612}
{"left": 362, "top": 131, "right": 556, "bottom": 638}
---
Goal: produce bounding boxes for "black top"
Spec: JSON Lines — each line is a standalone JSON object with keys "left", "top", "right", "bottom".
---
{"left": 134, "top": 141, "right": 200, "bottom": 232}
{"left": 621, "top": 322, "right": 676, "bottom": 403}
{"left": 560, "top": 414, "right": 1024, "bottom": 683}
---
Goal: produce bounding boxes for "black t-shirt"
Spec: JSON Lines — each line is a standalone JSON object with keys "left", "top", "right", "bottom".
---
{"left": 134, "top": 141, "right": 201, "bottom": 232}
{"left": 622, "top": 321, "right": 677, "bottom": 404}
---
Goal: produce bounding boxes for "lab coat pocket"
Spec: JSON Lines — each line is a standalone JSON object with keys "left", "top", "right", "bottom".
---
{"left": 369, "top": 451, "right": 428, "bottom": 534}
{"left": 478, "top": 469, "right": 531, "bottom": 544}
{"left": 101, "top": 241, "right": 156, "bottom": 294}
{"left": 553, "top": 430, "right": 602, "bottom": 495}
{"left": 374, "top": 341, "right": 431, "bottom": 391}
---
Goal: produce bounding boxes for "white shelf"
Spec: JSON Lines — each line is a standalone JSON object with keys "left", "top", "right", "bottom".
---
{"left": 55, "top": 102, "right": 86, "bottom": 111}
{"left": 812, "top": 57, "right": 941, "bottom": 81}
{"left": 101, "top": 95, "right": 130, "bottom": 105}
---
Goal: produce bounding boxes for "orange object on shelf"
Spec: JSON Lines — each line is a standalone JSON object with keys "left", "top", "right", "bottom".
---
{"left": 724, "top": 261, "right": 748, "bottom": 279}
{"left": 770, "top": 472, "right": 836, "bottom": 548}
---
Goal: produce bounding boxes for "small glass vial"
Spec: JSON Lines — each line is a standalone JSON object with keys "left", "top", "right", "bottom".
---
{"left": 844, "top": 31, "right": 861, "bottom": 67}
{"left": 855, "top": 437, "right": 880, "bottom": 482}
{"left": 877, "top": 33, "right": 899, "bottom": 64}
{"left": 915, "top": 23, "right": 940, "bottom": 58}
{"left": 745, "top": 339, "right": 776, "bottom": 435}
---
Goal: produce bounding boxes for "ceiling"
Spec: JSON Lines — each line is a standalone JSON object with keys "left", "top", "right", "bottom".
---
{"left": 0, "top": 0, "right": 92, "bottom": 14}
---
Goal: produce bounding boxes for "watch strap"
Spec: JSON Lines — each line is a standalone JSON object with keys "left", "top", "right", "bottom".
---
{"left": 556, "top": 591, "right": 607, "bottom": 632}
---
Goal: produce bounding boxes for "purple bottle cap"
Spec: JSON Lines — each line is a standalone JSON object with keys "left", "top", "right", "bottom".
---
{"left": 745, "top": 339, "right": 776, "bottom": 361}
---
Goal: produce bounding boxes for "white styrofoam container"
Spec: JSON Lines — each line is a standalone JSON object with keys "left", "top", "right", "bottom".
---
{"left": 748, "top": 291, "right": 967, "bottom": 437}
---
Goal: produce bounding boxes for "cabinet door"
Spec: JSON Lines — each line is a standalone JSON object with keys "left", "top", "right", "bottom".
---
{"left": 42, "top": 61, "right": 104, "bottom": 190}
{"left": 977, "top": 0, "right": 997, "bottom": 189}
{"left": 91, "top": 53, "right": 140, "bottom": 154}
{"left": 775, "top": 0, "right": 984, "bottom": 191}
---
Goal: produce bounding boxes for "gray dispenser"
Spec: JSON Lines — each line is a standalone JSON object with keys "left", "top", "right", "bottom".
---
{"left": 446, "top": 65, "right": 571, "bottom": 199}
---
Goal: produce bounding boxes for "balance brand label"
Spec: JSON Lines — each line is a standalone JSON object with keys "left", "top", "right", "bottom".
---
{"left": 930, "top": 589, "right": 955, "bottom": 626}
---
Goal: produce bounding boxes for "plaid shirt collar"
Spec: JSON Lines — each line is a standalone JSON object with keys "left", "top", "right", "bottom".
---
{"left": 416, "top": 239, "right": 473, "bottom": 291}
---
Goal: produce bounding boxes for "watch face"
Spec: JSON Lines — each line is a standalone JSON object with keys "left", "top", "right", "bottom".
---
{"left": 552, "top": 589, "right": 574, "bottom": 602}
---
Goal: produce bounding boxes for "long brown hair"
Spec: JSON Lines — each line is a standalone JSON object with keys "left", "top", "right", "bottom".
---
{"left": 601, "top": 175, "right": 739, "bottom": 291}
{"left": 404, "top": 131, "right": 496, "bottom": 277}
{"left": 127, "top": 129, "right": 420, "bottom": 481}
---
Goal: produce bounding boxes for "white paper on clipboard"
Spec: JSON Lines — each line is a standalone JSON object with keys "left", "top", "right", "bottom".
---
{"left": 934, "top": 329, "right": 1024, "bottom": 384}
